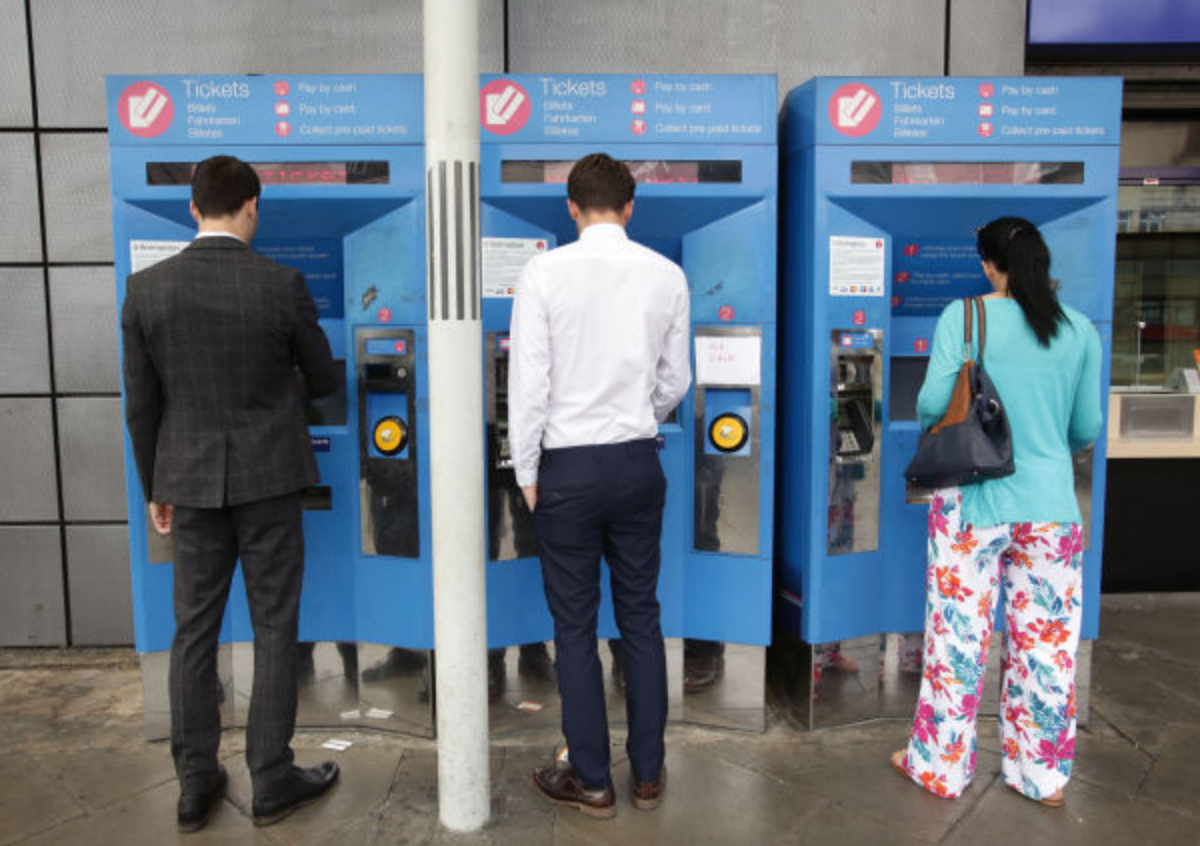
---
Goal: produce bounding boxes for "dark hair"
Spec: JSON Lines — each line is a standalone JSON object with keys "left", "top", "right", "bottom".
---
{"left": 191, "top": 155, "right": 261, "bottom": 218}
{"left": 976, "top": 217, "right": 1066, "bottom": 347}
{"left": 567, "top": 153, "right": 635, "bottom": 213}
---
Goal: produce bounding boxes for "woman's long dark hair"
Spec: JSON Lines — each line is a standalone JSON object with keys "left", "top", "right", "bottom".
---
{"left": 976, "top": 217, "right": 1066, "bottom": 347}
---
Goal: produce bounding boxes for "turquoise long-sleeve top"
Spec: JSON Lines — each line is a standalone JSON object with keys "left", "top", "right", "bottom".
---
{"left": 917, "top": 297, "right": 1103, "bottom": 527}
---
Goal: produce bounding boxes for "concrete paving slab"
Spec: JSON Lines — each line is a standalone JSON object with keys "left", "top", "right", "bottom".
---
{"left": 943, "top": 773, "right": 1199, "bottom": 846}
{"left": 13, "top": 778, "right": 278, "bottom": 846}
{"left": 701, "top": 719, "right": 906, "bottom": 781}
{"left": 222, "top": 747, "right": 402, "bottom": 845}
{"left": 1099, "top": 596, "right": 1200, "bottom": 671}
{"left": 791, "top": 749, "right": 1002, "bottom": 843}
{"left": 773, "top": 798, "right": 937, "bottom": 846}
{"left": 28, "top": 741, "right": 178, "bottom": 813}
{"left": 360, "top": 749, "right": 441, "bottom": 845}
{"left": 1071, "top": 727, "right": 1155, "bottom": 797}
{"left": 0, "top": 667, "right": 146, "bottom": 752}
{"left": 552, "top": 745, "right": 809, "bottom": 846}
{"left": 1139, "top": 725, "right": 1200, "bottom": 817}
{"left": 3, "top": 594, "right": 1200, "bottom": 845}
{"left": 0, "top": 749, "right": 85, "bottom": 846}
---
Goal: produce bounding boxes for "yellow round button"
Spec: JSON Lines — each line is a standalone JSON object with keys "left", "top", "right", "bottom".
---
{"left": 709, "top": 413, "right": 749, "bottom": 453}
{"left": 373, "top": 416, "right": 407, "bottom": 456}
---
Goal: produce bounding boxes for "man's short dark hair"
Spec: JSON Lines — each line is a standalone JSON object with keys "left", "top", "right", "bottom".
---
{"left": 191, "top": 155, "right": 261, "bottom": 219}
{"left": 567, "top": 153, "right": 635, "bottom": 213}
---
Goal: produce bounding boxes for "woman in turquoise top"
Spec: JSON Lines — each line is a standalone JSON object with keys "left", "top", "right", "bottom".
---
{"left": 890, "top": 217, "right": 1103, "bottom": 808}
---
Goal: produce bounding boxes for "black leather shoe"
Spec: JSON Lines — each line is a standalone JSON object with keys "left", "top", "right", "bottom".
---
{"left": 177, "top": 765, "right": 227, "bottom": 832}
{"left": 488, "top": 651, "right": 507, "bottom": 703}
{"left": 683, "top": 653, "right": 724, "bottom": 693}
{"left": 533, "top": 763, "right": 616, "bottom": 819}
{"left": 252, "top": 762, "right": 340, "bottom": 827}
{"left": 517, "top": 643, "right": 557, "bottom": 683}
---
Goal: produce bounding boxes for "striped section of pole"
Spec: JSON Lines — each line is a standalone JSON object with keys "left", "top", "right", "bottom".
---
{"left": 423, "top": 0, "right": 489, "bottom": 832}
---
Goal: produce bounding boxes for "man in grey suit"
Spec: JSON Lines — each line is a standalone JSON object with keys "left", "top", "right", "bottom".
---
{"left": 122, "top": 155, "right": 341, "bottom": 831}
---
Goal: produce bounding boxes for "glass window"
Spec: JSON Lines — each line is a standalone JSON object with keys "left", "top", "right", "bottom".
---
{"left": 1115, "top": 118, "right": 1200, "bottom": 388}
{"left": 1113, "top": 234, "right": 1200, "bottom": 387}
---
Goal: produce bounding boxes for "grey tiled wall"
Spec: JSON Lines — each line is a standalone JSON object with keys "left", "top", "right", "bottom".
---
{"left": 0, "top": 0, "right": 1024, "bottom": 646}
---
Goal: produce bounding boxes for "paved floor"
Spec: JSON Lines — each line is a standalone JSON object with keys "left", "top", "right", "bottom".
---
{"left": 1, "top": 594, "right": 1197, "bottom": 845}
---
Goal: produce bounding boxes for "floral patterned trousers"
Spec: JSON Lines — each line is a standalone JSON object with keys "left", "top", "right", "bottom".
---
{"left": 900, "top": 487, "right": 1084, "bottom": 801}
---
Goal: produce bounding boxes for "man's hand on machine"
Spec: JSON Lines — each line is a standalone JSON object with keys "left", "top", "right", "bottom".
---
{"left": 521, "top": 485, "right": 538, "bottom": 513}
{"left": 150, "top": 502, "right": 174, "bottom": 535}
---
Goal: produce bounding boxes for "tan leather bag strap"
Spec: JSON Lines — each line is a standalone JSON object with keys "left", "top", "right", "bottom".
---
{"left": 934, "top": 298, "right": 980, "bottom": 434}
{"left": 962, "top": 296, "right": 973, "bottom": 362}
{"left": 973, "top": 297, "right": 987, "bottom": 365}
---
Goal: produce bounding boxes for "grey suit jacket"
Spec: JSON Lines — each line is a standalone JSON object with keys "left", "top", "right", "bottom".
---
{"left": 121, "top": 236, "right": 338, "bottom": 508}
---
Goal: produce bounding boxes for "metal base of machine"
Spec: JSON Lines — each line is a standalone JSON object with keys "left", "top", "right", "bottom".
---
{"left": 138, "top": 638, "right": 767, "bottom": 740}
{"left": 771, "top": 632, "right": 1092, "bottom": 732}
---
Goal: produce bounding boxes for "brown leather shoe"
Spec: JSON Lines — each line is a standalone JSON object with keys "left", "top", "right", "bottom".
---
{"left": 632, "top": 765, "right": 667, "bottom": 810}
{"left": 532, "top": 763, "right": 616, "bottom": 819}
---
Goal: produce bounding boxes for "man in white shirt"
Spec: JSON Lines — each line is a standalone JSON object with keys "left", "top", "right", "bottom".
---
{"left": 508, "top": 153, "right": 691, "bottom": 817}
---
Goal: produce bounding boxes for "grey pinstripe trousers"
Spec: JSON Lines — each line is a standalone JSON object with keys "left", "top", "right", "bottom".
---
{"left": 169, "top": 491, "right": 304, "bottom": 795}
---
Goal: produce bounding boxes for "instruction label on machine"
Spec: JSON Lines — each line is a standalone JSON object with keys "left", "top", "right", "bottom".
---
{"left": 695, "top": 335, "right": 761, "bottom": 386}
{"left": 482, "top": 237, "right": 547, "bottom": 298}
{"left": 129, "top": 239, "right": 190, "bottom": 273}
{"left": 829, "top": 236, "right": 885, "bottom": 297}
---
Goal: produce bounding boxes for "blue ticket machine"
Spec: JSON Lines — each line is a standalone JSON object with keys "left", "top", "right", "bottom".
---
{"left": 107, "top": 75, "right": 437, "bottom": 737}
{"left": 777, "top": 77, "right": 1120, "bottom": 728}
{"left": 478, "top": 74, "right": 778, "bottom": 730}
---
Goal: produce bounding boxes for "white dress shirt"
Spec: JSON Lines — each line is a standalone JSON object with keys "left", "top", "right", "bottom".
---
{"left": 193, "top": 230, "right": 245, "bottom": 242}
{"left": 508, "top": 222, "right": 692, "bottom": 487}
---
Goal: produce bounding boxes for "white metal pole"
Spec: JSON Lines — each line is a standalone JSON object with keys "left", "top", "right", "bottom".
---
{"left": 423, "top": 0, "right": 490, "bottom": 832}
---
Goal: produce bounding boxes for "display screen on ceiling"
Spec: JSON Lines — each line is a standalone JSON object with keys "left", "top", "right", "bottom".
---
{"left": 501, "top": 160, "right": 742, "bottom": 184}
{"left": 146, "top": 161, "right": 390, "bottom": 186}
{"left": 850, "top": 161, "right": 1084, "bottom": 185}
{"left": 1027, "top": 0, "right": 1200, "bottom": 60}
{"left": 1029, "top": 0, "right": 1200, "bottom": 43}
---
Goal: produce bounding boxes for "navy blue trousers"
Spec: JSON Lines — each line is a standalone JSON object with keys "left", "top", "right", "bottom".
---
{"left": 533, "top": 438, "right": 667, "bottom": 789}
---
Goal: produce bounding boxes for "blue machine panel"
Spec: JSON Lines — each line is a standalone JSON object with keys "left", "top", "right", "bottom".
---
{"left": 479, "top": 74, "right": 778, "bottom": 648}
{"left": 110, "top": 72, "right": 778, "bottom": 671}
{"left": 779, "top": 77, "right": 1121, "bottom": 646}
{"left": 107, "top": 74, "right": 432, "bottom": 655}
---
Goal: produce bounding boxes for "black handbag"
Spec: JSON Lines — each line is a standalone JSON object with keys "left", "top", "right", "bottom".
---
{"left": 904, "top": 297, "right": 1014, "bottom": 488}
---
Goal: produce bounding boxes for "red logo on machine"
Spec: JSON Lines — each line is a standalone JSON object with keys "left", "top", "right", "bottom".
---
{"left": 895, "top": 271, "right": 910, "bottom": 283}
{"left": 631, "top": 79, "right": 647, "bottom": 95}
{"left": 118, "top": 81, "right": 174, "bottom": 138}
{"left": 275, "top": 80, "right": 291, "bottom": 97}
{"left": 852, "top": 309, "right": 866, "bottom": 326}
{"left": 978, "top": 122, "right": 994, "bottom": 138}
{"left": 903, "top": 243, "right": 919, "bottom": 257}
{"left": 378, "top": 308, "right": 393, "bottom": 323}
{"left": 914, "top": 338, "right": 929, "bottom": 353}
{"left": 828, "top": 83, "right": 881, "bottom": 137}
{"left": 631, "top": 119, "right": 647, "bottom": 136}
{"left": 718, "top": 305, "right": 735, "bottom": 322}
{"left": 978, "top": 82, "right": 994, "bottom": 99}
{"left": 275, "top": 121, "right": 291, "bottom": 138}
{"left": 481, "top": 79, "right": 531, "bottom": 135}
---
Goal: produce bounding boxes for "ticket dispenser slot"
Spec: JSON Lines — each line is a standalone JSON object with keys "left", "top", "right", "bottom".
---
{"left": 828, "top": 330, "right": 882, "bottom": 555}
{"left": 486, "top": 331, "right": 536, "bottom": 561}
{"left": 357, "top": 328, "right": 418, "bottom": 558}
{"left": 693, "top": 326, "right": 761, "bottom": 555}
